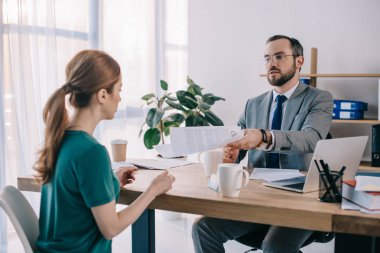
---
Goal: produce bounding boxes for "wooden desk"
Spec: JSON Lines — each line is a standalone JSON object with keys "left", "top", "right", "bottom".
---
{"left": 18, "top": 164, "right": 380, "bottom": 253}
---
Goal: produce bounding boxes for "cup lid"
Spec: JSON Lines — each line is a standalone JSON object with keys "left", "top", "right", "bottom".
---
{"left": 111, "top": 139, "right": 128, "bottom": 144}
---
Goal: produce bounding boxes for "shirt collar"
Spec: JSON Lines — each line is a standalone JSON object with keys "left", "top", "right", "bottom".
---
{"left": 272, "top": 81, "right": 299, "bottom": 101}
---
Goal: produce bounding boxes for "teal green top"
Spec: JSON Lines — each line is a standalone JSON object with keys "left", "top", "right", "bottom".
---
{"left": 36, "top": 130, "right": 120, "bottom": 253}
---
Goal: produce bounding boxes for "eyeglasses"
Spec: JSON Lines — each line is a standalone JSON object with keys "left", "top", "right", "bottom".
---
{"left": 263, "top": 54, "right": 297, "bottom": 64}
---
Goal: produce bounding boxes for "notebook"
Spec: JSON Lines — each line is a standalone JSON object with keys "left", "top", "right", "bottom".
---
{"left": 262, "top": 136, "right": 368, "bottom": 193}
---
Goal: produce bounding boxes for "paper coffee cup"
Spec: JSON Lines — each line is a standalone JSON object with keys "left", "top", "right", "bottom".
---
{"left": 111, "top": 139, "right": 128, "bottom": 162}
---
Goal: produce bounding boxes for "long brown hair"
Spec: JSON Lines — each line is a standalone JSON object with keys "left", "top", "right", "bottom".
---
{"left": 34, "top": 50, "right": 121, "bottom": 184}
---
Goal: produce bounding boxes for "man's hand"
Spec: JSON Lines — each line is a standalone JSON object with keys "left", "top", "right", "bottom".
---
{"left": 227, "top": 129, "right": 262, "bottom": 150}
{"left": 115, "top": 166, "right": 137, "bottom": 187}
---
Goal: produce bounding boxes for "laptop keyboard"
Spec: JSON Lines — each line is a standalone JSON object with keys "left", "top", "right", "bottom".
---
{"left": 285, "top": 182, "right": 305, "bottom": 190}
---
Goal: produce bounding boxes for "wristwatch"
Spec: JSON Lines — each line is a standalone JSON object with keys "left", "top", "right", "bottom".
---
{"left": 257, "top": 129, "right": 268, "bottom": 150}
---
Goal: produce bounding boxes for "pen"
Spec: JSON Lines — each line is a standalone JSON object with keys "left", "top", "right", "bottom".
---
{"left": 338, "top": 166, "right": 346, "bottom": 176}
{"left": 319, "top": 159, "right": 341, "bottom": 201}
{"left": 314, "top": 159, "right": 334, "bottom": 200}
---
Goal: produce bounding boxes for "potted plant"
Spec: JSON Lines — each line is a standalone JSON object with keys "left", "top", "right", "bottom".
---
{"left": 140, "top": 76, "right": 225, "bottom": 149}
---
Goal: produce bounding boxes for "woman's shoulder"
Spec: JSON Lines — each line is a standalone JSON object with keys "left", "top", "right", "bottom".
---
{"left": 62, "top": 130, "right": 108, "bottom": 158}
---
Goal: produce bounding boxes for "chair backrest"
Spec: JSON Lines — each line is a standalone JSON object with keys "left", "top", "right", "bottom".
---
{"left": 0, "top": 185, "right": 39, "bottom": 253}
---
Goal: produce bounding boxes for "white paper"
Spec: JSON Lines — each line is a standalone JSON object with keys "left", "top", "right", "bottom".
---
{"left": 155, "top": 144, "right": 177, "bottom": 158}
{"left": 250, "top": 168, "right": 304, "bottom": 182}
{"left": 355, "top": 176, "right": 380, "bottom": 192}
{"left": 341, "top": 198, "right": 361, "bottom": 211}
{"left": 208, "top": 173, "right": 219, "bottom": 191}
{"left": 111, "top": 161, "right": 134, "bottom": 170}
{"left": 342, "top": 198, "right": 380, "bottom": 214}
{"left": 155, "top": 126, "right": 244, "bottom": 158}
{"left": 360, "top": 208, "right": 380, "bottom": 214}
{"left": 128, "top": 158, "right": 193, "bottom": 170}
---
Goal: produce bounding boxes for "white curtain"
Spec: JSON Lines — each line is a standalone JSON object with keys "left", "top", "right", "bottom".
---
{"left": 1, "top": 0, "right": 187, "bottom": 252}
{"left": 0, "top": 0, "right": 92, "bottom": 251}
{"left": 96, "top": 0, "right": 188, "bottom": 159}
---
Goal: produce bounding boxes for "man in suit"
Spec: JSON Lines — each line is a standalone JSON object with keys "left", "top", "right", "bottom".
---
{"left": 192, "top": 35, "right": 333, "bottom": 253}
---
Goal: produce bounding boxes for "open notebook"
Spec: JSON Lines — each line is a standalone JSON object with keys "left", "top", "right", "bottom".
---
{"left": 263, "top": 136, "right": 368, "bottom": 193}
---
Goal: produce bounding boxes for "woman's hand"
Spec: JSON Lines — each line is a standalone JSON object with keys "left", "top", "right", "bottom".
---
{"left": 223, "top": 146, "right": 239, "bottom": 163}
{"left": 147, "top": 170, "right": 175, "bottom": 198}
{"left": 115, "top": 166, "right": 137, "bottom": 187}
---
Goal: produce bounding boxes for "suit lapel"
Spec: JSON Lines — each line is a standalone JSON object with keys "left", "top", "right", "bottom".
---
{"left": 259, "top": 91, "right": 273, "bottom": 129}
{"left": 282, "top": 83, "right": 308, "bottom": 130}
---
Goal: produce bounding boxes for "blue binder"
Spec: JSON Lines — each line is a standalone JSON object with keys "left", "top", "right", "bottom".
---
{"left": 333, "top": 109, "right": 364, "bottom": 120}
{"left": 333, "top": 100, "right": 368, "bottom": 111}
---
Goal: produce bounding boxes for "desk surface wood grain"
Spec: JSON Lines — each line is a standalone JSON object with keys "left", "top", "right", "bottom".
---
{"left": 17, "top": 164, "right": 380, "bottom": 236}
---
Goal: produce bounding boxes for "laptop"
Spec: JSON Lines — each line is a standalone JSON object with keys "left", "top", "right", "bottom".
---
{"left": 262, "top": 136, "right": 368, "bottom": 193}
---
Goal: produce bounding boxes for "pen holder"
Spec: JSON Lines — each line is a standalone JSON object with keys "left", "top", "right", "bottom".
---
{"left": 318, "top": 171, "right": 342, "bottom": 203}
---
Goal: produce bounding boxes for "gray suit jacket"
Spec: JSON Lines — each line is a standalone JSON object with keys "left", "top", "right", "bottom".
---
{"left": 237, "top": 82, "right": 333, "bottom": 169}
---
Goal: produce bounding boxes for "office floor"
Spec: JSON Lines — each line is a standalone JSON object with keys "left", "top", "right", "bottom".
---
{"left": 7, "top": 210, "right": 334, "bottom": 253}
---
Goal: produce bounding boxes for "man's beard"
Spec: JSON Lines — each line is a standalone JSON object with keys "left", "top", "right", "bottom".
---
{"left": 267, "top": 62, "right": 296, "bottom": 87}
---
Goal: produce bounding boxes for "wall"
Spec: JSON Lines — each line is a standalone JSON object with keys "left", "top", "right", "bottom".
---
{"left": 188, "top": 0, "right": 380, "bottom": 160}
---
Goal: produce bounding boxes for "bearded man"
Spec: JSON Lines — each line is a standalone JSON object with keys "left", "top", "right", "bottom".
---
{"left": 192, "top": 35, "right": 333, "bottom": 253}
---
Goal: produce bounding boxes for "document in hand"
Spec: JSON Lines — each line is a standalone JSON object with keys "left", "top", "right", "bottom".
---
{"left": 155, "top": 126, "right": 244, "bottom": 158}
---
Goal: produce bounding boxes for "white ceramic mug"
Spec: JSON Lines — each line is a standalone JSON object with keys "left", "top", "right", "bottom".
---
{"left": 218, "top": 163, "right": 249, "bottom": 197}
{"left": 198, "top": 149, "right": 224, "bottom": 177}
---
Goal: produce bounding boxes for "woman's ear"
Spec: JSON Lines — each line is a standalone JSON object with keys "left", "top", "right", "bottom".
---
{"left": 97, "top": 89, "right": 108, "bottom": 104}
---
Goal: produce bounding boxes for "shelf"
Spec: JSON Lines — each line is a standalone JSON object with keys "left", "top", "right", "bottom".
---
{"left": 332, "top": 119, "right": 380, "bottom": 124}
{"left": 303, "top": 74, "right": 380, "bottom": 78}
{"left": 259, "top": 73, "right": 380, "bottom": 78}
{"left": 359, "top": 161, "right": 380, "bottom": 171}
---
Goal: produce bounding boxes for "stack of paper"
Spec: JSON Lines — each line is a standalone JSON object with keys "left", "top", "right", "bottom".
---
{"left": 355, "top": 176, "right": 380, "bottom": 191}
{"left": 342, "top": 175, "right": 380, "bottom": 213}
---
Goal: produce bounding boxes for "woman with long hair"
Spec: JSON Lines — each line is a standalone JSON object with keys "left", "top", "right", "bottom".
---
{"left": 34, "top": 50, "right": 175, "bottom": 252}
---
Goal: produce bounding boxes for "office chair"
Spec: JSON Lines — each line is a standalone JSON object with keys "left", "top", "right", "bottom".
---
{"left": 239, "top": 133, "right": 335, "bottom": 252}
{"left": 0, "top": 185, "right": 39, "bottom": 253}
{"left": 237, "top": 230, "right": 334, "bottom": 253}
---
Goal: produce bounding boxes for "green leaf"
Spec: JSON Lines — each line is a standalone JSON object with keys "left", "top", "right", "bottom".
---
{"left": 163, "top": 106, "right": 176, "bottom": 111}
{"left": 160, "top": 80, "right": 168, "bottom": 91}
{"left": 204, "top": 111, "right": 224, "bottom": 126}
{"left": 187, "top": 76, "right": 195, "bottom": 85}
{"left": 165, "top": 95, "right": 177, "bottom": 101}
{"left": 199, "top": 102, "right": 211, "bottom": 111}
{"left": 141, "top": 93, "right": 155, "bottom": 101}
{"left": 166, "top": 100, "right": 186, "bottom": 111}
{"left": 176, "top": 90, "right": 198, "bottom": 109}
{"left": 185, "top": 114, "right": 209, "bottom": 126}
{"left": 195, "top": 95, "right": 203, "bottom": 104}
{"left": 163, "top": 121, "right": 181, "bottom": 128}
{"left": 163, "top": 125, "right": 170, "bottom": 136}
{"left": 187, "top": 84, "right": 203, "bottom": 96}
{"left": 143, "top": 128, "right": 161, "bottom": 149}
{"left": 146, "top": 108, "right": 164, "bottom": 128}
{"left": 166, "top": 113, "right": 185, "bottom": 123}
{"left": 203, "top": 93, "right": 225, "bottom": 105}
